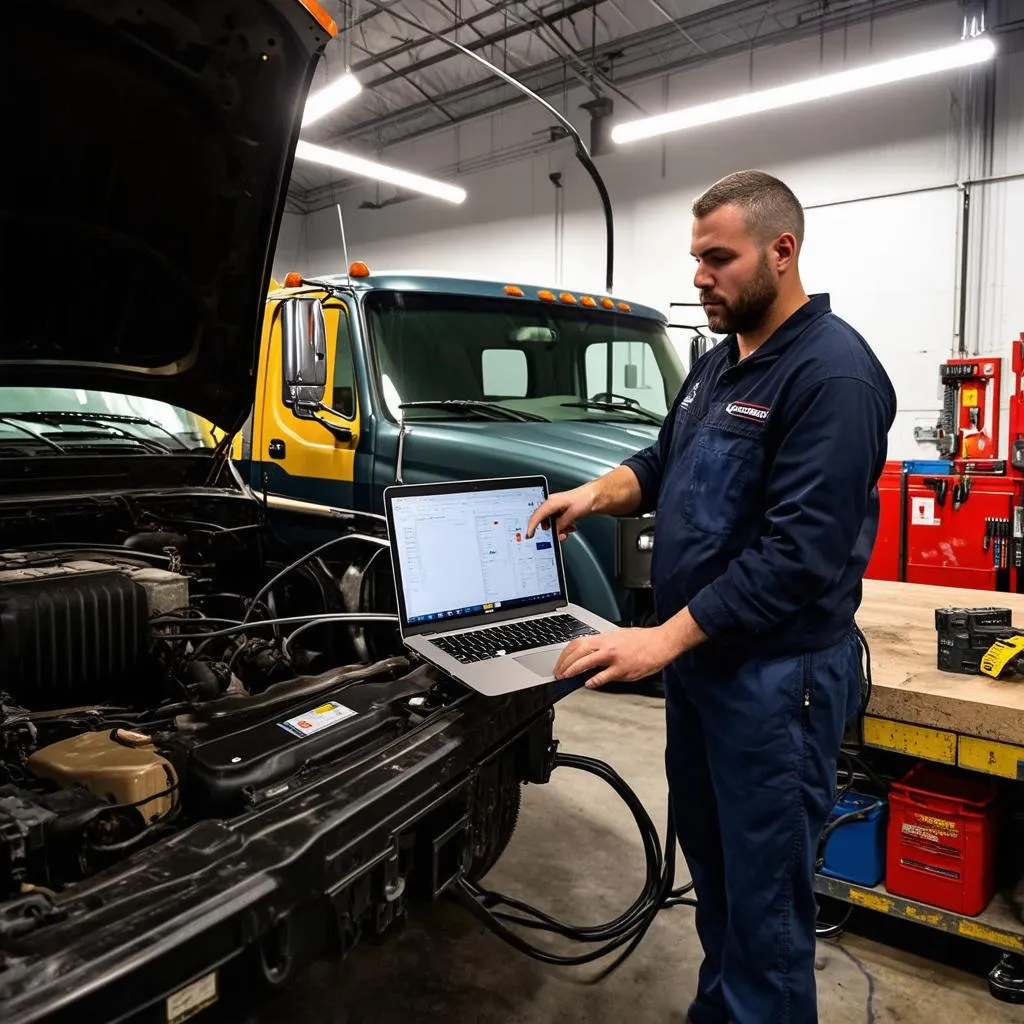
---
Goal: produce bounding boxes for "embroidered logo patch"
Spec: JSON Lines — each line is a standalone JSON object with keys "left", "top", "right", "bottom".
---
{"left": 681, "top": 380, "right": 702, "bottom": 408}
{"left": 726, "top": 401, "right": 770, "bottom": 423}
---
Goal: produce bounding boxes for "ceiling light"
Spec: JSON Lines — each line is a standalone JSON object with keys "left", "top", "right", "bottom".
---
{"left": 295, "top": 141, "right": 467, "bottom": 204}
{"left": 301, "top": 72, "right": 362, "bottom": 127}
{"left": 612, "top": 37, "right": 997, "bottom": 145}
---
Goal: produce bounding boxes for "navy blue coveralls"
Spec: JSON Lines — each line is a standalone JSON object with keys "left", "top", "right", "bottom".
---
{"left": 623, "top": 294, "right": 896, "bottom": 1024}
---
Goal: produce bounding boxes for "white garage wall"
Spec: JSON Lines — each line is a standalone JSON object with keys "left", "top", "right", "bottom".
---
{"left": 274, "top": 1, "right": 1024, "bottom": 461}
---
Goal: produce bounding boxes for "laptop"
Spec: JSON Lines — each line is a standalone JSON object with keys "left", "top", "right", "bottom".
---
{"left": 382, "top": 475, "right": 618, "bottom": 696}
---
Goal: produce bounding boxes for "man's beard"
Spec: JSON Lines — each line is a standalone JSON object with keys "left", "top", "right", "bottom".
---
{"left": 702, "top": 252, "right": 778, "bottom": 335}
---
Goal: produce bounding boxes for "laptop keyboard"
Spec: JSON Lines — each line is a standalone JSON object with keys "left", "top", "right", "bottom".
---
{"left": 432, "top": 614, "right": 599, "bottom": 665}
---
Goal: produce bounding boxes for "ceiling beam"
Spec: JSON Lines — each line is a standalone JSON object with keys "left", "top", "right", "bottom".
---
{"left": 347, "top": 0, "right": 606, "bottom": 93}
{"left": 327, "top": 0, "right": 942, "bottom": 150}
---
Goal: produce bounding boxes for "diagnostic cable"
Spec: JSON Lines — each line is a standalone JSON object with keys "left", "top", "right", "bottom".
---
{"left": 452, "top": 626, "right": 876, "bottom": 974}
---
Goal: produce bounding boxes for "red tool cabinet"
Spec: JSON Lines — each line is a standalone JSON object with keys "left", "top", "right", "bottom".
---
{"left": 867, "top": 334, "right": 1024, "bottom": 593}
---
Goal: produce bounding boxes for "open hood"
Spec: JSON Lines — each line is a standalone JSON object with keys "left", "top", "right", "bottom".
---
{"left": 1, "top": 0, "right": 336, "bottom": 432}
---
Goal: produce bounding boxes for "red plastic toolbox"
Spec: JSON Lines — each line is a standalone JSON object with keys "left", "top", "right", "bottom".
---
{"left": 886, "top": 763, "right": 999, "bottom": 916}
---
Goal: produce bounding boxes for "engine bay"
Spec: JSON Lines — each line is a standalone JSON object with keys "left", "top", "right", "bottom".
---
{"left": 0, "top": 487, "right": 451, "bottom": 903}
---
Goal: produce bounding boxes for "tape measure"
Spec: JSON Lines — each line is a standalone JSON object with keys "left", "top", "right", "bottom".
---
{"left": 980, "top": 635, "right": 1024, "bottom": 678}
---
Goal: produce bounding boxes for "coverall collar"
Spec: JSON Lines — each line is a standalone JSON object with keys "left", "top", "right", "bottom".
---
{"left": 724, "top": 292, "right": 831, "bottom": 368}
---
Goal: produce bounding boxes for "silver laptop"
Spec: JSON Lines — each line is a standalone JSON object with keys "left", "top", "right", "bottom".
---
{"left": 383, "top": 475, "right": 618, "bottom": 696}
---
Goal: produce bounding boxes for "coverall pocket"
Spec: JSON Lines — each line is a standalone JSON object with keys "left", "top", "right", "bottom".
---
{"left": 684, "top": 427, "right": 760, "bottom": 536}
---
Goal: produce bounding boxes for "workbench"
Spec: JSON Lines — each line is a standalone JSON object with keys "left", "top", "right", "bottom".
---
{"left": 813, "top": 578, "right": 1024, "bottom": 958}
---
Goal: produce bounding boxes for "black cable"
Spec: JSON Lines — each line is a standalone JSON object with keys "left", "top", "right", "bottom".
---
{"left": 240, "top": 533, "right": 390, "bottom": 624}
{"left": 815, "top": 903, "right": 854, "bottom": 940}
{"left": 452, "top": 752, "right": 693, "bottom": 979}
{"left": 461, "top": 626, "right": 878, "bottom": 969}
{"left": 853, "top": 621, "right": 873, "bottom": 728}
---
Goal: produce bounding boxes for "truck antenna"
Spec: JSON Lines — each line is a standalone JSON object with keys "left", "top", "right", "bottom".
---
{"left": 361, "top": 2, "right": 615, "bottom": 293}
{"left": 336, "top": 202, "right": 350, "bottom": 275}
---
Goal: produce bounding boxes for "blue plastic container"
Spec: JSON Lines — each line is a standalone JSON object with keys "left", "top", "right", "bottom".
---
{"left": 902, "top": 459, "right": 952, "bottom": 475}
{"left": 820, "top": 791, "right": 888, "bottom": 887}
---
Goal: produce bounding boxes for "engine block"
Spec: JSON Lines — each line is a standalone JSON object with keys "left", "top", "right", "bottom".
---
{"left": 0, "top": 561, "right": 183, "bottom": 707}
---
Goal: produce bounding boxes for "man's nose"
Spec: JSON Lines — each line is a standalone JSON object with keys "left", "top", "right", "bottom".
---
{"left": 693, "top": 263, "right": 713, "bottom": 290}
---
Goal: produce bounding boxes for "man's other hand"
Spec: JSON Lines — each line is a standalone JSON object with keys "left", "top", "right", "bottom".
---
{"left": 554, "top": 626, "right": 677, "bottom": 689}
{"left": 526, "top": 484, "right": 596, "bottom": 542}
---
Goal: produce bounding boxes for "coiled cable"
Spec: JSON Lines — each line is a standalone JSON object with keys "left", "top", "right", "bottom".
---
{"left": 452, "top": 751, "right": 694, "bottom": 980}
{"left": 456, "top": 624, "right": 876, "bottom": 967}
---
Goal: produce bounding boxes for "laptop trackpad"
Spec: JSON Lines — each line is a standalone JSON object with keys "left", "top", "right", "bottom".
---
{"left": 514, "top": 648, "right": 562, "bottom": 678}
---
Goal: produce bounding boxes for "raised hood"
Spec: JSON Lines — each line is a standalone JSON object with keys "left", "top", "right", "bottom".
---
{"left": 2, "top": 0, "right": 336, "bottom": 431}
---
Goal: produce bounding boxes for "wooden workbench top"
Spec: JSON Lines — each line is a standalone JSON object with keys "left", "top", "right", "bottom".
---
{"left": 859, "top": 578, "right": 1024, "bottom": 746}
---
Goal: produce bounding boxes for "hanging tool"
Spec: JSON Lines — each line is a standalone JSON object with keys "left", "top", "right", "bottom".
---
{"left": 988, "top": 517, "right": 1012, "bottom": 569}
{"left": 953, "top": 475, "right": 972, "bottom": 510}
{"left": 916, "top": 358, "right": 1002, "bottom": 464}
{"left": 923, "top": 477, "right": 949, "bottom": 506}
{"left": 1015, "top": 508, "right": 1024, "bottom": 569}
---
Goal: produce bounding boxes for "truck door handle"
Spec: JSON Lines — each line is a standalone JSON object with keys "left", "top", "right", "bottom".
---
{"left": 317, "top": 420, "right": 353, "bottom": 444}
{"left": 268, "top": 439, "right": 286, "bottom": 459}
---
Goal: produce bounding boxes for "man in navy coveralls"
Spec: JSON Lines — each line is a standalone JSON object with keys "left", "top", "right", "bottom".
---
{"left": 527, "top": 170, "right": 896, "bottom": 1024}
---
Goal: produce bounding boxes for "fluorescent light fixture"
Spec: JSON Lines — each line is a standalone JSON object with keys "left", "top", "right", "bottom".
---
{"left": 302, "top": 71, "right": 362, "bottom": 127}
{"left": 612, "top": 37, "right": 997, "bottom": 144}
{"left": 295, "top": 141, "right": 467, "bottom": 204}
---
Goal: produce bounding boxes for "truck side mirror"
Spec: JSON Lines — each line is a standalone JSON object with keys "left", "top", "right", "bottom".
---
{"left": 689, "top": 334, "right": 715, "bottom": 367}
{"left": 281, "top": 298, "right": 327, "bottom": 413}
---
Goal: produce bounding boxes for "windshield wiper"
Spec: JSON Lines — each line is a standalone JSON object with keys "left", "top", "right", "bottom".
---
{"left": 398, "top": 400, "right": 547, "bottom": 423}
{"left": 0, "top": 411, "right": 190, "bottom": 453}
{"left": 560, "top": 401, "right": 662, "bottom": 425}
{"left": 0, "top": 416, "right": 68, "bottom": 453}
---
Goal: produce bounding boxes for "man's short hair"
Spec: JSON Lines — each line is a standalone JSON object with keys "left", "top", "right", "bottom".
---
{"left": 692, "top": 170, "right": 805, "bottom": 249}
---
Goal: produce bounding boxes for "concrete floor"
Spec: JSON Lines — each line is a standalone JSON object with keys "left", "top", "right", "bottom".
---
{"left": 237, "top": 688, "right": 1024, "bottom": 1023}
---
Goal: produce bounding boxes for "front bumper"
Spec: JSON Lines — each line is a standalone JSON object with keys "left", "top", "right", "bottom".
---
{"left": 0, "top": 678, "right": 560, "bottom": 1024}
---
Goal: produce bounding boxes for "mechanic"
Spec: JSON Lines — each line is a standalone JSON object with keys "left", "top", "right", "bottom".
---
{"left": 526, "top": 169, "right": 897, "bottom": 1024}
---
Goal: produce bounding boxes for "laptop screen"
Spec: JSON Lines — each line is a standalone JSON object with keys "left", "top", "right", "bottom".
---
{"left": 388, "top": 481, "right": 562, "bottom": 626}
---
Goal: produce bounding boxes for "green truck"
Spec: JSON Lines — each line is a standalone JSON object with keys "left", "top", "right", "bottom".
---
{"left": 231, "top": 266, "right": 686, "bottom": 648}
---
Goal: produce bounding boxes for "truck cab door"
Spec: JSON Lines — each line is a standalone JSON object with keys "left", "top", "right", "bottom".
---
{"left": 253, "top": 295, "right": 361, "bottom": 509}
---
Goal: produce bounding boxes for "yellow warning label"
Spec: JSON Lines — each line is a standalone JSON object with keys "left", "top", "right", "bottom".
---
{"left": 847, "top": 889, "right": 893, "bottom": 914}
{"left": 914, "top": 814, "right": 958, "bottom": 835}
{"left": 905, "top": 905, "right": 944, "bottom": 927}
{"left": 958, "top": 735, "right": 1024, "bottom": 779}
{"left": 958, "top": 919, "right": 1024, "bottom": 952}
{"left": 863, "top": 718, "right": 957, "bottom": 764}
{"left": 961, "top": 387, "right": 979, "bottom": 406}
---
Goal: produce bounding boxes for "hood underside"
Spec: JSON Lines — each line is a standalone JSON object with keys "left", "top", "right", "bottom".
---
{"left": 2, "top": 0, "right": 334, "bottom": 431}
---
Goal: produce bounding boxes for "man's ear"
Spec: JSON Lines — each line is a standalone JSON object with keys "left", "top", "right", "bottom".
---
{"left": 772, "top": 232, "right": 799, "bottom": 273}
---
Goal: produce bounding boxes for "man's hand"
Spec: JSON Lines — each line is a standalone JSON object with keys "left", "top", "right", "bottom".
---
{"left": 526, "top": 484, "right": 597, "bottom": 542}
{"left": 554, "top": 626, "right": 678, "bottom": 689}
{"left": 555, "top": 608, "right": 709, "bottom": 689}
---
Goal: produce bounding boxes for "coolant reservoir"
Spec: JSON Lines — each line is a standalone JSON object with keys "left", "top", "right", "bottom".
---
{"left": 27, "top": 731, "right": 177, "bottom": 824}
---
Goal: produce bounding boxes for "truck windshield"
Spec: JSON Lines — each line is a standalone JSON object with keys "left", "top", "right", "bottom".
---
{"left": 364, "top": 290, "right": 684, "bottom": 424}
{"left": 0, "top": 388, "right": 214, "bottom": 454}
